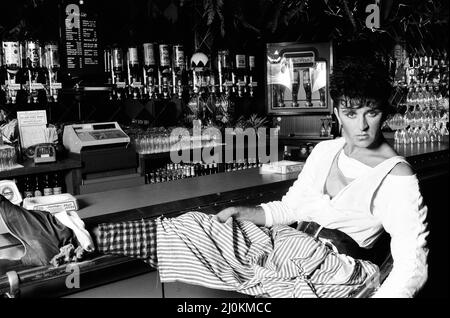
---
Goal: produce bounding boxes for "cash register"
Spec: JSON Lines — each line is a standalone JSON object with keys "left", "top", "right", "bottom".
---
{"left": 63, "top": 122, "right": 130, "bottom": 153}
{"left": 63, "top": 122, "right": 144, "bottom": 194}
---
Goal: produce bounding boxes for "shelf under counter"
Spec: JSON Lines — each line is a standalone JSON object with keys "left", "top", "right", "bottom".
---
{"left": 0, "top": 156, "right": 83, "bottom": 195}
{"left": 0, "top": 156, "right": 82, "bottom": 179}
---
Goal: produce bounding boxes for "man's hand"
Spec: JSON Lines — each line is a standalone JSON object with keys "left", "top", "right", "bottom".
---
{"left": 213, "top": 206, "right": 266, "bottom": 227}
{"left": 212, "top": 207, "right": 239, "bottom": 223}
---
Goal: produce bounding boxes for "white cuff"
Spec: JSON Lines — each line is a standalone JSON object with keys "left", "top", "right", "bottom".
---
{"left": 259, "top": 203, "right": 273, "bottom": 227}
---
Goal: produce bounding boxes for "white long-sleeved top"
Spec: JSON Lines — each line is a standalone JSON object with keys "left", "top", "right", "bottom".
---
{"left": 260, "top": 138, "right": 429, "bottom": 298}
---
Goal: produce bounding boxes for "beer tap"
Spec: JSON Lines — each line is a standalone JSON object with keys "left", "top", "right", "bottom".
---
{"left": 248, "top": 55, "right": 257, "bottom": 98}
{"left": 234, "top": 53, "right": 247, "bottom": 98}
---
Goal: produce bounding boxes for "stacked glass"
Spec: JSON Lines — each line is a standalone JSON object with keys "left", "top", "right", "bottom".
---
{"left": 391, "top": 84, "right": 449, "bottom": 144}
{"left": 131, "top": 128, "right": 221, "bottom": 154}
{"left": 0, "top": 146, "right": 17, "bottom": 171}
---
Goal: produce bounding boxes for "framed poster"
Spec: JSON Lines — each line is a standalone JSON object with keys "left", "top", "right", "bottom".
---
{"left": 265, "top": 41, "right": 333, "bottom": 115}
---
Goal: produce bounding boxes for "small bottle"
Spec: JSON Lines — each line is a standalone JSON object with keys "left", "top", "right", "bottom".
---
{"left": 283, "top": 146, "right": 292, "bottom": 161}
{"left": 52, "top": 173, "right": 63, "bottom": 195}
{"left": 43, "top": 174, "right": 53, "bottom": 196}
{"left": 320, "top": 121, "right": 327, "bottom": 137}
{"left": 23, "top": 176, "right": 34, "bottom": 198}
{"left": 34, "top": 176, "right": 42, "bottom": 197}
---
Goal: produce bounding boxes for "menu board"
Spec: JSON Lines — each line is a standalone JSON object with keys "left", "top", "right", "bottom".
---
{"left": 62, "top": 1, "right": 100, "bottom": 77}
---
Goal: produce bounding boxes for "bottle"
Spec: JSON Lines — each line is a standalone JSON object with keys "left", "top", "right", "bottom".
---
{"left": 143, "top": 42, "right": 158, "bottom": 98}
{"left": 25, "top": 40, "right": 46, "bottom": 87}
{"left": 2, "top": 39, "right": 21, "bottom": 103}
{"left": 34, "top": 176, "right": 43, "bottom": 197}
{"left": 320, "top": 120, "right": 327, "bottom": 137}
{"left": 52, "top": 173, "right": 62, "bottom": 195}
{"left": 127, "top": 45, "right": 141, "bottom": 99}
{"left": 103, "top": 47, "right": 112, "bottom": 84}
{"left": 291, "top": 69, "right": 300, "bottom": 107}
{"left": 283, "top": 146, "right": 292, "bottom": 161}
{"left": 44, "top": 42, "right": 61, "bottom": 102}
{"left": 127, "top": 46, "right": 140, "bottom": 81}
{"left": 172, "top": 44, "right": 185, "bottom": 98}
{"left": 159, "top": 44, "right": 172, "bottom": 99}
{"left": 22, "top": 177, "right": 34, "bottom": 198}
{"left": 2, "top": 40, "right": 21, "bottom": 80}
{"left": 112, "top": 46, "right": 124, "bottom": 83}
{"left": 303, "top": 69, "right": 312, "bottom": 107}
{"left": 43, "top": 174, "right": 53, "bottom": 196}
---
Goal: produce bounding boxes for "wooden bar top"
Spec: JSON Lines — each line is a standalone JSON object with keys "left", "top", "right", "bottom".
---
{"left": 76, "top": 168, "right": 299, "bottom": 220}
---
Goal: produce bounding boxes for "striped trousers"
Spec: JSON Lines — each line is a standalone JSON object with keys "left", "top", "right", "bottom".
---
{"left": 97, "top": 211, "right": 379, "bottom": 298}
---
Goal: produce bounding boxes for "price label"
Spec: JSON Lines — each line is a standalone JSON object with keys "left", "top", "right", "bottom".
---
{"left": 116, "top": 82, "right": 126, "bottom": 88}
{"left": 7, "top": 83, "right": 21, "bottom": 90}
{"left": 31, "top": 83, "right": 45, "bottom": 90}
{"left": 51, "top": 83, "right": 63, "bottom": 89}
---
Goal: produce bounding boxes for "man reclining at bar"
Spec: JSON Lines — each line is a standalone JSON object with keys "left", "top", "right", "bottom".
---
{"left": 0, "top": 53, "right": 428, "bottom": 298}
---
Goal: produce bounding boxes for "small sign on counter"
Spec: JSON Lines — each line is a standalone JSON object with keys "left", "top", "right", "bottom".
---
{"left": 259, "top": 160, "right": 304, "bottom": 174}
{"left": 17, "top": 110, "right": 48, "bottom": 149}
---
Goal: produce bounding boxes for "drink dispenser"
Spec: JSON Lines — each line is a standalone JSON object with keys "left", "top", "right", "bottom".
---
{"left": 44, "top": 42, "right": 62, "bottom": 103}
{"left": 2, "top": 41, "right": 22, "bottom": 104}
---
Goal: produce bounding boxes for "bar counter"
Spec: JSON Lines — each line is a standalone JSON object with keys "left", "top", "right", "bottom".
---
{"left": 76, "top": 139, "right": 448, "bottom": 223}
{"left": 0, "top": 140, "right": 448, "bottom": 298}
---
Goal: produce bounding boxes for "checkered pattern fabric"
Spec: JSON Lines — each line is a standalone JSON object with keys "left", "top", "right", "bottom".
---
{"left": 96, "top": 218, "right": 158, "bottom": 268}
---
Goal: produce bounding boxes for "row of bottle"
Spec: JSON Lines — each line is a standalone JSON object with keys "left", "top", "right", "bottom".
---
{"left": 393, "top": 45, "right": 448, "bottom": 87}
{"left": 104, "top": 44, "right": 257, "bottom": 101}
{"left": 145, "top": 159, "right": 262, "bottom": 184}
{"left": 405, "top": 83, "right": 449, "bottom": 109}
{"left": 14, "top": 173, "right": 64, "bottom": 199}
{"left": 0, "top": 40, "right": 61, "bottom": 104}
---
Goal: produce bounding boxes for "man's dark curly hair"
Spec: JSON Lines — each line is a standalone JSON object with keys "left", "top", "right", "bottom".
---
{"left": 330, "top": 55, "right": 394, "bottom": 114}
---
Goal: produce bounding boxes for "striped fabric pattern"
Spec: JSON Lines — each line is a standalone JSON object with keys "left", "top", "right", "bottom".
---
{"left": 96, "top": 218, "right": 158, "bottom": 268}
{"left": 156, "top": 212, "right": 379, "bottom": 298}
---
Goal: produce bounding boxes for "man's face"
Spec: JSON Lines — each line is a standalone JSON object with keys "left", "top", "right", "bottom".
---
{"left": 334, "top": 97, "right": 384, "bottom": 149}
